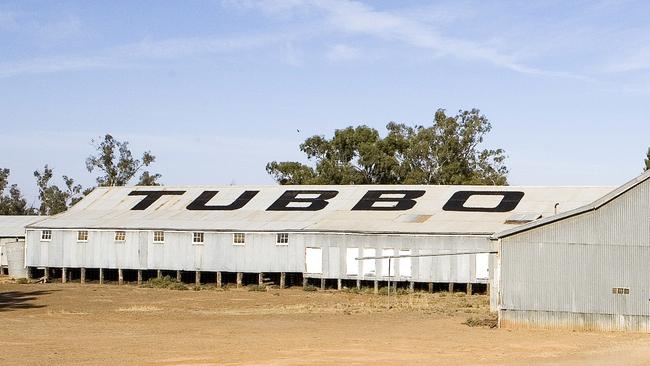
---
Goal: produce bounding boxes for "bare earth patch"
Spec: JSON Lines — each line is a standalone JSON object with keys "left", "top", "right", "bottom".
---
{"left": 2, "top": 281, "right": 650, "bottom": 365}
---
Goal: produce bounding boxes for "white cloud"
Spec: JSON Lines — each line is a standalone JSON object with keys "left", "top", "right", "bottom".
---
{"left": 0, "top": 30, "right": 305, "bottom": 78}
{"left": 326, "top": 44, "right": 359, "bottom": 61}
{"left": 0, "top": 0, "right": 592, "bottom": 80}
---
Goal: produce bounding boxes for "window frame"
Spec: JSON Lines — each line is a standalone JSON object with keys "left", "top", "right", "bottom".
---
{"left": 232, "top": 232, "right": 246, "bottom": 246}
{"left": 192, "top": 232, "right": 205, "bottom": 244}
{"left": 77, "top": 230, "right": 89, "bottom": 243}
{"left": 153, "top": 231, "right": 165, "bottom": 244}
{"left": 114, "top": 231, "right": 126, "bottom": 242}
{"left": 40, "top": 230, "right": 52, "bottom": 242}
{"left": 276, "top": 232, "right": 289, "bottom": 246}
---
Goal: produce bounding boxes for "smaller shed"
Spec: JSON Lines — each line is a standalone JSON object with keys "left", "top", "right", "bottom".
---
{"left": 0, "top": 216, "right": 45, "bottom": 276}
{"left": 491, "top": 171, "right": 650, "bottom": 332}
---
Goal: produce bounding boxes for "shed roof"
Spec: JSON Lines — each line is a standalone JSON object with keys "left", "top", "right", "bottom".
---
{"left": 0, "top": 215, "right": 46, "bottom": 238}
{"left": 492, "top": 171, "right": 650, "bottom": 239}
{"left": 27, "top": 185, "right": 614, "bottom": 235}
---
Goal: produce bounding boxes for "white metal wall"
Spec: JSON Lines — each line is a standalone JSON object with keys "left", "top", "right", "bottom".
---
{"left": 25, "top": 230, "right": 492, "bottom": 283}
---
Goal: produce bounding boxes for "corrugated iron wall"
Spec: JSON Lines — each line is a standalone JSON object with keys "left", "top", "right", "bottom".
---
{"left": 499, "top": 179, "right": 650, "bottom": 331}
{"left": 25, "top": 230, "right": 492, "bottom": 284}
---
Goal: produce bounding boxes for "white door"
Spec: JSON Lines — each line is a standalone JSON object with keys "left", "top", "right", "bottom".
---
{"left": 346, "top": 248, "right": 359, "bottom": 275}
{"left": 305, "top": 247, "right": 322, "bottom": 274}
{"left": 476, "top": 253, "right": 489, "bottom": 280}
{"left": 399, "top": 249, "right": 411, "bottom": 277}
{"left": 363, "top": 248, "right": 376, "bottom": 276}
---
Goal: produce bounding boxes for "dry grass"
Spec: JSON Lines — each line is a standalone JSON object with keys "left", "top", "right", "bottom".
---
{"left": 116, "top": 305, "right": 163, "bottom": 312}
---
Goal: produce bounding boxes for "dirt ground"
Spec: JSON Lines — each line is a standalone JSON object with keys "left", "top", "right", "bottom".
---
{"left": 2, "top": 279, "right": 650, "bottom": 366}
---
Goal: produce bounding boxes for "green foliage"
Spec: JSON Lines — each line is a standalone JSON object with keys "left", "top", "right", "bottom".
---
{"left": 266, "top": 108, "right": 508, "bottom": 185}
{"left": 141, "top": 275, "right": 187, "bottom": 290}
{"left": 0, "top": 168, "right": 34, "bottom": 215}
{"left": 645, "top": 147, "right": 650, "bottom": 172}
{"left": 86, "top": 134, "right": 161, "bottom": 187}
{"left": 15, "top": 278, "right": 29, "bottom": 284}
{"left": 303, "top": 284, "right": 318, "bottom": 291}
{"left": 33, "top": 165, "right": 84, "bottom": 215}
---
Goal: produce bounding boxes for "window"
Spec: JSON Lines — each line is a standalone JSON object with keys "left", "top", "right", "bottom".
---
{"left": 233, "top": 233, "right": 245, "bottom": 245}
{"left": 115, "top": 231, "right": 126, "bottom": 242}
{"left": 276, "top": 233, "right": 289, "bottom": 245}
{"left": 40, "top": 230, "right": 52, "bottom": 241}
{"left": 193, "top": 232, "right": 204, "bottom": 244}
{"left": 153, "top": 231, "right": 165, "bottom": 243}
{"left": 77, "top": 230, "right": 88, "bottom": 242}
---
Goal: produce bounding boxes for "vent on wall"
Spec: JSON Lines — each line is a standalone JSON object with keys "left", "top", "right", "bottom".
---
{"left": 504, "top": 213, "right": 542, "bottom": 225}
{"left": 612, "top": 287, "right": 630, "bottom": 295}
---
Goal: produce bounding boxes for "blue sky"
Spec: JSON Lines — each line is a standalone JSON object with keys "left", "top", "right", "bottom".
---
{"left": 1, "top": 0, "right": 650, "bottom": 205}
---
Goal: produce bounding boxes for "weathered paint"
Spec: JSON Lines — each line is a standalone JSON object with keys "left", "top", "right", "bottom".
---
{"left": 495, "top": 174, "right": 650, "bottom": 331}
{"left": 25, "top": 230, "right": 494, "bottom": 283}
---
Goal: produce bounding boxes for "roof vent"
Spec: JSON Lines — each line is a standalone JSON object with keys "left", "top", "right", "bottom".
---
{"left": 396, "top": 214, "right": 432, "bottom": 223}
{"left": 504, "top": 213, "right": 542, "bottom": 225}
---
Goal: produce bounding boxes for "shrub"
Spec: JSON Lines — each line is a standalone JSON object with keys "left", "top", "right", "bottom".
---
{"left": 303, "top": 284, "right": 318, "bottom": 292}
{"left": 141, "top": 275, "right": 187, "bottom": 290}
{"left": 247, "top": 284, "right": 266, "bottom": 292}
{"left": 15, "top": 278, "right": 29, "bottom": 284}
{"left": 463, "top": 314, "right": 498, "bottom": 328}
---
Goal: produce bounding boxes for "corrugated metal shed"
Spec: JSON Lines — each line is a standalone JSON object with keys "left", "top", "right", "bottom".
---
{"left": 28, "top": 185, "right": 614, "bottom": 234}
{"left": 492, "top": 171, "right": 650, "bottom": 332}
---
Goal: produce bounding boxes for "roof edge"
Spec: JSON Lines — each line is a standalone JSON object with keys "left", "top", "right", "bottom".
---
{"left": 491, "top": 170, "right": 650, "bottom": 240}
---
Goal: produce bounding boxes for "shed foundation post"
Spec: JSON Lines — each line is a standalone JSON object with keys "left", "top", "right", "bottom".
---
{"left": 356, "top": 279, "right": 361, "bottom": 290}
{"left": 409, "top": 281, "right": 414, "bottom": 293}
{"left": 280, "top": 272, "right": 286, "bottom": 289}
{"left": 448, "top": 282, "right": 454, "bottom": 293}
{"left": 176, "top": 270, "right": 181, "bottom": 282}
{"left": 26, "top": 267, "right": 32, "bottom": 279}
{"left": 43, "top": 267, "right": 49, "bottom": 282}
{"left": 428, "top": 282, "right": 433, "bottom": 293}
{"left": 118, "top": 269, "right": 124, "bottom": 285}
{"left": 337, "top": 278, "right": 342, "bottom": 291}
{"left": 216, "top": 272, "right": 222, "bottom": 288}
{"left": 137, "top": 270, "right": 143, "bottom": 285}
{"left": 237, "top": 272, "right": 243, "bottom": 288}
{"left": 195, "top": 271, "right": 201, "bottom": 287}
{"left": 374, "top": 280, "right": 379, "bottom": 294}
{"left": 486, "top": 283, "right": 490, "bottom": 297}
{"left": 467, "top": 283, "right": 473, "bottom": 296}
{"left": 80, "top": 268, "right": 86, "bottom": 284}
{"left": 302, "top": 276, "right": 308, "bottom": 288}
{"left": 157, "top": 269, "right": 162, "bottom": 279}
{"left": 320, "top": 277, "right": 325, "bottom": 290}
{"left": 99, "top": 268, "right": 104, "bottom": 285}
{"left": 61, "top": 267, "right": 67, "bottom": 284}
{"left": 258, "top": 273, "right": 264, "bottom": 286}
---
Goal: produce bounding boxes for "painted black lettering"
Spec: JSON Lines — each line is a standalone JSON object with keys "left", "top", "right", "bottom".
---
{"left": 186, "top": 190, "right": 259, "bottom": 210}
{"left": 267, "top": 190, "right": 338, "bottom": 211}
{"left": 129, "top": 190, "right": 185, "bottom": 210}
{"left": 351, "top": 190, "right": 425, "bottom": 211}
{"left": 442, "top": 191, "right": 524, "bottom": 212}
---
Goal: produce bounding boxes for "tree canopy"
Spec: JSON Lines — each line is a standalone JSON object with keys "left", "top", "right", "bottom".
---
{"left": 33, "top": 165, "right": 84, "bottom": 215}
{"left": 86, "top": 134, "right": 161, "bottom": 187}
{"left": 0, "top": 168, "right": 33, "bottom": 215}
{"left": 266, "top": 108, "right": 508, "bottom": 185}
{"left": 645, "top": 148, "right": 650, "bottom": 172}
